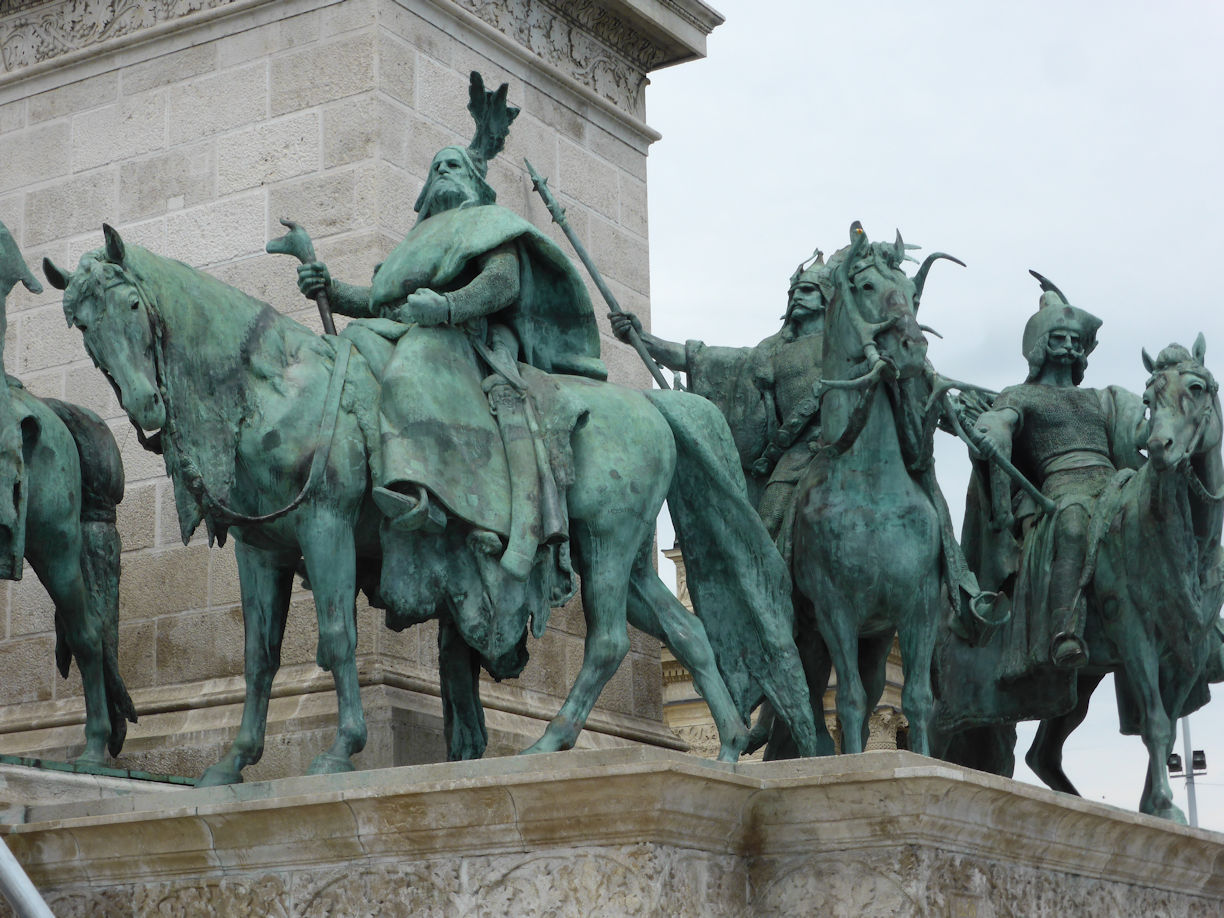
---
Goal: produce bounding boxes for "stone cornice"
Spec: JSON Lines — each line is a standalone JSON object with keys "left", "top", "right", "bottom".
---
{"left": 0, "top": 0, "right": 720, "bottom": 83}
{"left": 448, "top": 0, "right": 720, "bottom": 117}
{"left": 0, "top": 0, "right": 242, "bottom": 72}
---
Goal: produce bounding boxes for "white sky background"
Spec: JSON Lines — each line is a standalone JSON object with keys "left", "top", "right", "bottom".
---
{"left": 642, "top": 0, "right": 1224, "bottom": 828}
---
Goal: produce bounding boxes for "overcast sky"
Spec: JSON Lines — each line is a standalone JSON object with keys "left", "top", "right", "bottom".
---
{"left": 643, "top": 0, "right": 1224, "bottom": 829}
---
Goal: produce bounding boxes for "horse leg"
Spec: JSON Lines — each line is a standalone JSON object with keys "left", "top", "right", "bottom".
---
{"left": 197, "top": 543, "right": 294, "bottom": 786}
{"left": 857, "top": 630, "right": 896, "bottom": 752}
{"left": 624, "top": 544, "right": 747, "bottom": 762}
{"left": 438, "top": 615, "right": 487, "bottom": 761}
{"left": 27, "top": 534, "right": 110, "bottom": 765}
{"left": 1119, "top": 644, "right": 1185, "bottom": 822}
{"left": 1025, "top": 671, "right": 1104, "bottom": 796}
{"left": 815, "top": 591, "right": 870, "bottom": 754}
{"left": 522, "top": 522, "right": 634, "bottom": 754}
{"left": 301, "top": 513, "right": 367, "bottom": 775}
{"left": 896, "top": 584, "right": 940, "bottom": 756}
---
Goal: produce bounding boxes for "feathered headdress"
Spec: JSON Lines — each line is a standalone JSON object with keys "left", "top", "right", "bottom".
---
{"left": 465, "top": 71, "right": 519, "bottom": 179}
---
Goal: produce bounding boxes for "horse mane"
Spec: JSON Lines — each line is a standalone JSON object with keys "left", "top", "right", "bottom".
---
{"left": 118, "top": 245, "right": 326, "bottom": 543}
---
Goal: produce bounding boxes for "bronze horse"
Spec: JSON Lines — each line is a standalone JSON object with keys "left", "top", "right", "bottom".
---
{"left": 790, "top": 223, "right": 970, "bottom": 755}
{"left": 1023, "top": 338, "right": 1224, "bottom": 821}
{"left": 0, "top": 222, "right": 133, "bottom": 764}
{"left": 46, "top": 226, "right": 822, "bottom": 784}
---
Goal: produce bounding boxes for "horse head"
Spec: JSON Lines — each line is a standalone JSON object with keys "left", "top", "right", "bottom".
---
{"left": 825, "top": 223, "right": 962, "bottom": 382}
{"left": 44, "top": 226, "right": 165, "bottom": 433}
{"left": 1141, "top": 334, "right": 1221, "bottom": 471}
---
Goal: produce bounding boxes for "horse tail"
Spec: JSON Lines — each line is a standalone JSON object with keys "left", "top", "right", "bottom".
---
{"left": 644, "top": 389, "right": 823, "bottom": 756}
{"left": 43, "top": 399, "right": 137, "bottom": 755}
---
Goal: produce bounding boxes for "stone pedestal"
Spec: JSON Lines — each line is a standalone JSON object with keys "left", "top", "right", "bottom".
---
{"left": 4, "top": 748, "right": 1222, "bottom": 916}
{"left": 0, "top": 0, "right": 719, "bottom": 777}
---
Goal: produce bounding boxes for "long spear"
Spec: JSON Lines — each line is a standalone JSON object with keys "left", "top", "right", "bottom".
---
{"left": 524, "top": 158, "right": 670, "bottom": 389}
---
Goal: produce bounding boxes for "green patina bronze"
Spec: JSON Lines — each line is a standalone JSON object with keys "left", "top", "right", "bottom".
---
{"left": 611, "top": 249, "right": 828, "bottom": 551}
{"left": 935, "top": 276, "right": 1224, "bottom": 822}
{"left": 0, "top": 221, "right": 134, "bottom": 765}
{"left": 46, "top": 73, "right": 823, "bottom": 784}
{"left": 788, "top": 223, "right": 994, "bottom": 758}
{"left": 611, "top": 248, "right": 835, "bottom": 758}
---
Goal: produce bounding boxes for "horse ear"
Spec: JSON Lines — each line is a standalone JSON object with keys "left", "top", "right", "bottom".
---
{"left": 1193, "top": 332, "right": 1207, "bottom": 364}
{"left": 1141, "top": 347, "right": 1155, "bottom": 374}
{"left": 103, "top": 224, "right": 125, "bottom": 264}
{"left": 43, "top": 257, "right": 70, "bottom": 291}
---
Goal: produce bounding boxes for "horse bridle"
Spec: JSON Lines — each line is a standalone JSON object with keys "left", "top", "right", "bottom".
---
{"left": 1150, "top": 363, "right": 1224, "bottom": 503}
{"left": 125, "top": 268, "right": 354, "bottom": 528}
{"left": 817, "top": 262, "right": 936, "bottom": 464}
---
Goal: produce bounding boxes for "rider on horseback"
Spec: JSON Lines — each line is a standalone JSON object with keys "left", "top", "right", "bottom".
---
{"left": 609, "top": 251, "right": 829, "bottom": 556}
{"left": 970, "top": 274, "right": 1145, "bottom": 672}
{"left": 296, "top": 74, "right": 605, "bottom": 582}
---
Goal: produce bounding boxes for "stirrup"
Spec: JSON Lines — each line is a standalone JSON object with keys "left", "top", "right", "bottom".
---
{"left": 373, "top": 485, "right": 446, "bottom": 532}
{"left": 1049, "top": 630, "right": 1088, "bottom": 670}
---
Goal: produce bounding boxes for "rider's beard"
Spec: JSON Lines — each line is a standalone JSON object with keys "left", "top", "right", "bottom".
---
{"left": 421, "top": 177, "right": 476, "bottom": 217}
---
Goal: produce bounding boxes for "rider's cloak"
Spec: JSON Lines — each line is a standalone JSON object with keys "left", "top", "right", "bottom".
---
{"left": 942, "top": 384, "right": 1147, "bottom": 729}
{"left": 362, "top": 204, "right": 605, "bottom": 535}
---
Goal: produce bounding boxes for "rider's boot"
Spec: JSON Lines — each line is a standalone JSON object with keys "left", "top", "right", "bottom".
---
{"left": 1050, "top": 626, "right": 1088, "bottom": 669}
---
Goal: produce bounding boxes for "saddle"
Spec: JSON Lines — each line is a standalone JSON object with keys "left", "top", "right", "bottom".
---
{"left": 341, "top": 318, "right": 588, "bottom": 568}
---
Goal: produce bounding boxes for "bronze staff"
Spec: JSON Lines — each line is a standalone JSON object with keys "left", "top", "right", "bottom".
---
{"left": 524, "top": 158, "right": 670, "bottom": 389}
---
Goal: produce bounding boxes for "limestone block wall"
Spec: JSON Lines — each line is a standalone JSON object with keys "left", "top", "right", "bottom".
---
{"left": 0, "top": 0, "right": 721, "bottom": 778}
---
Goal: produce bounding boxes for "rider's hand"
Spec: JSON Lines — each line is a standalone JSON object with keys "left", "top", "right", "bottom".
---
{"left": 608, "top": 311, "right": 642, "bottom": 343}
{"left": 974, "top": 421, "right": 1008, "bottom": 458}
{"left": 401, "top": 289, "right": 450, "bottom": 326}
{"left": 297, "top": 262, "right": 331, "bottom": 299}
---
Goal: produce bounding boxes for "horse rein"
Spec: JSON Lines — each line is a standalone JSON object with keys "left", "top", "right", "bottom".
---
{"left": 136, "top": 277, "right": 354, "bottom": 527}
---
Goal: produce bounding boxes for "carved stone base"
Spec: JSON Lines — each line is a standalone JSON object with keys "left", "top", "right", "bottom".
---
{"left": 6, "top": 748, "right": 1223, "bottom": 917}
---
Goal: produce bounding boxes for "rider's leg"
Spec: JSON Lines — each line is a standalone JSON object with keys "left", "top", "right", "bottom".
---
{"left": 1049, "top": 504, "right": 1091, "bottom": 668}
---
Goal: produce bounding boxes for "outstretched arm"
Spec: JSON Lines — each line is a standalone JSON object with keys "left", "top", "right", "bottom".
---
{"left": 297, "top": 262, "right": 376, "bottom": 319}
{"left": 608, "top": 312, "right": 686, "bottom": 369}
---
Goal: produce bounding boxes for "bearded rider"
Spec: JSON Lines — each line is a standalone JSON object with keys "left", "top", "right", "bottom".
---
{"left": 968, "top": 274, "right": 1144, "bottom": 672}
{"left": 610, "top": 252, "right": 827, "bottom": 557}
{"left": 296, "top": 77, "right": 605, "bottom": 582}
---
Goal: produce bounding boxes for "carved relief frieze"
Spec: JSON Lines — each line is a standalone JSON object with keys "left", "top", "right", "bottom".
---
{"left": 752, "top": 848, "right": 1216, "bottom": 918}
{"left": 0, "top": 0, "right": 238, "bottom": 72}
{"left": 451, "top": 0, "right": 659, "bottom": 117}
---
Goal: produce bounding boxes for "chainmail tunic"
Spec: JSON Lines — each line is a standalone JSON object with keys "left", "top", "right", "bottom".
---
{"left": 993, "top": 383, "right": 1113, "bottom": 490}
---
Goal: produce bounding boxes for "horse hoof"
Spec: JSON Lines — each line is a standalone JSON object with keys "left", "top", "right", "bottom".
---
{"left": 307, "top": 752, "right": 355, "bottom": 776}
{"left": 197, "top": 764, "right": 244, "bottom": 787}
{"left": 1145, "top": 802, "right": 1188, "bottom": 824}
{"left": 73, "top": 751, "right": 107, "bottom": 769}
{"left": 520, "top": 736, "right": 567, "bottom": 756}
